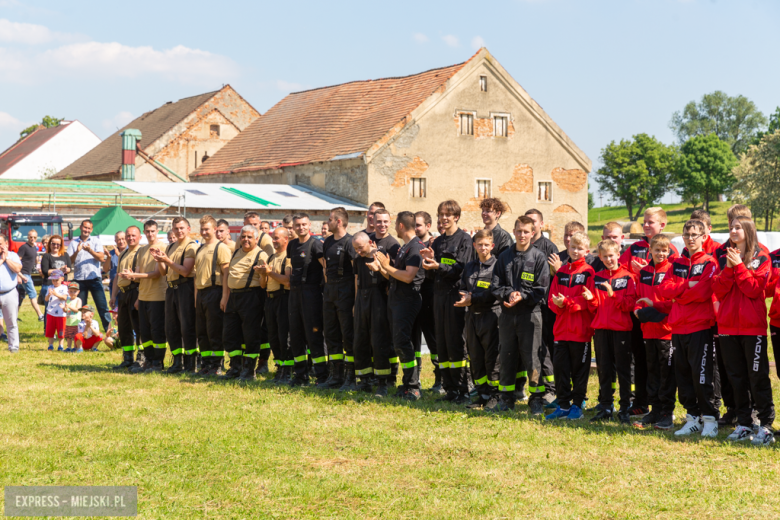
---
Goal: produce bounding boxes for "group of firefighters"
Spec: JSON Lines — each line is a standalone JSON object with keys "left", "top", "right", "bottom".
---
{"left": 107, "top": 198, "right": 779, "bottom": 444}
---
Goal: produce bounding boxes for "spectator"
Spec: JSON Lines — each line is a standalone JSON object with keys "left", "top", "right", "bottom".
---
{"left": 67, "top": 220, "right": 109, "bottom": 331}
{"left": 103, "top": 231, "right": 127, "bottom": 304}
{"left": 40, "top": 235, "right": 72, "bottom": 328}
{"left": 17, "top": 229, "right": 44, "bottom": 322}
{"left": 0, "top": 234, "right": 22, "bottom": 353}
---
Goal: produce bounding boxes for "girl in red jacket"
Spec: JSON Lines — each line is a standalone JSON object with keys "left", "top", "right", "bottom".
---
{"left": 546, "top": 232, "right": 597, "bottom": 421}
{"left": 713, "top": 216, "right": 775, "bottom": 446}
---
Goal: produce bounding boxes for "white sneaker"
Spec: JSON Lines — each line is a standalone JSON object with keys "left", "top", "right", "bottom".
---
{"left": 727, "top": 425, "right": 753, "bottom": 442}
{"left": 751, "top": 426, "right": 776, "bottom": 447}
{"left": 674, "top": 414, "right": 702, "bottom": 436}
{"left": 701, "top": 415, "right": 718, "bottom": 438}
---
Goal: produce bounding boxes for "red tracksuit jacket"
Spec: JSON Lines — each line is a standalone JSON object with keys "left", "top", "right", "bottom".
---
{"left": 683, "top": 235, "right": 720, "bottom": 258}
{"left": 657, "top": 251, "right": 717, "bottom": 335}
{"left": 715, "top": 240, "right": 769, "bottom": 263}
{"left": 765, "top": 249, "right": 780, "bottom": 328}
{"left": 548, "top": 257, "right": 597, "bottom": 342}
{"left": 620, "top": 236, "right": 679, "bottom": 279}
{"left": 712, "top": 246, "right": 770, "bottom": 336}
{"left": 591, "top": 265, "right": 636, "bottom": 332}
{"left": 634, "top": 260, "right": 673, "bottom": 339}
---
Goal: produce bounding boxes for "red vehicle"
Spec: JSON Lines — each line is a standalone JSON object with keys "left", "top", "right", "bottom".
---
{"left": 0, "top": 213, "right": 72, "bottom": 282}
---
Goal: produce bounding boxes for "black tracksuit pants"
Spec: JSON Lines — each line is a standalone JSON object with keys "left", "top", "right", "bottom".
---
{"left": 433, "top": 286, "right": 468, "bottom": 395}
{"left": 323, "top": 279, "right": 355, "bottom": 368}
{"left": 258, "top": 289, "right": 271, "bottom": 362}
{"left": 265, "top": 289, "right": 291, "bottom": 368}
{"left": 289, "top": 284, "right": 326, "bottom": 381}
{"left": 138, "top": 300, "right": 166, "bottom": 362}
{"left": 553, "top": 340, "right": 590, "bottom": 410}
{"left": 769, "top": 325, "right": 780, "bottom": 380}
{"left": 673, "top": 329, "right": 719, "bottom": 418}
{"left": 465, "top": 307, "right": 500, "bottom": 397}
{"left": 223, "top": 288, "right": 264, "bottom": 366}
{"left": 354, "top": 287, "right": 393, "bottom": 380}
{"left": 594, "top": 329, "right": 633, "bottom": 411}
{"left": 388, "top": 290, "right": 422, "bottom": 391}
{"left": 720, "top": 335, "right": 775, "bottom": 428}
{"left": 498, "top": 311, "right": 549, "bottom": 403}
{"left": 165, "top": 279, "right": 197, "bottom": 356}
{"left": 195, "top": 285, "right": 224, "bottom": 362}
{"left": 629, "top": 314, "right": 649, "bottom": 408}
{"left": 714, "top": 328, "right": 734, "bottom": 410}
{"left": 412, "top": 280, "right": 438, "bottom": 376}
{"left": 644, "top": 338, "right": 676, "bottom": 415}
{"left": 116, "top": 286, "right": 140, "bottom": 352}
{"left": 540, "top": 304, "right": 556, "bottom": 396}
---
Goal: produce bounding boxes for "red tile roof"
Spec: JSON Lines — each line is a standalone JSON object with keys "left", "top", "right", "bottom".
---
{"left": 192, "top": 61, "right": 468, "bottom": 176}
{"left": 0, "top": 124, "right": 70, "bottom": 176}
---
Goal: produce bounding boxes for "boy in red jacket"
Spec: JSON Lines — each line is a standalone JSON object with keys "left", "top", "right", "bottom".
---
{"left": 658, "top": 220, "right": 719, "bottom": 438}
{"left": 546, "top": 232, "right": 597, "bottom": 421}
{"left": 688, "top": 209, "right": 718, "bottom": 256}
{"left": 633, "top": 235, "right": 675, "bottom": 429}
{"left": 590, "top": 239, "right": 636, "bottom": 423}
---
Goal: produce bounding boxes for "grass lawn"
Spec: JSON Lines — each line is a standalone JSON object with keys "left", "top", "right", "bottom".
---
{"left": 3, "top": 304, "right": 780, "bottom": 519}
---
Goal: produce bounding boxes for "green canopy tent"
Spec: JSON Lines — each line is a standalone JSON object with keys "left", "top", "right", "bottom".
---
{"left": 89, "top": 206, "right": 143, "bottom": 245}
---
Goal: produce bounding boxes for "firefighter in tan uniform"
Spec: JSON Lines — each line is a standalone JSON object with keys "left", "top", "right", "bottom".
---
{"left": 110, "top": 225, "right": 142, "bottom": 370}
{"left": 258, "top": 227, "right": 292, "bottom": 384}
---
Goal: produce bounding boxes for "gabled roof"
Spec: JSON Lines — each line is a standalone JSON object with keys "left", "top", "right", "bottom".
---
{"left": 191, "top": 61, "right": 469, "bottom": 176}
{"left": 54, "top": 90, "right": 220, "bottom": 179}
{"left": 0, "top": 123, "right": 71, "bottom": 176}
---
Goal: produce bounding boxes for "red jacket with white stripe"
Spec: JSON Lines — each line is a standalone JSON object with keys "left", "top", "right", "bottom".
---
{"left": 765, "top": 249, "right": 780, "bottom": 328}
{"left": 591, "top": 265, "right": 636, "bottom": 332}
{"left": 657, "top": 251, "right": 717, "bottom": 335}
{"left": 548, "top": 257, "right": 597, "bottom": 342}
{"left": 620, "top": 236, "right": 679, "bottom": 280}
{"left": 634, "top": 260, "right": 673, "bottom": 339}
{"left": 713, "top": 247, "right": 770, "bottom": 336}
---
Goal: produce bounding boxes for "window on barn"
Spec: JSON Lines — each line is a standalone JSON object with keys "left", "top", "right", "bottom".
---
{"left": 480, "top": 75, "right": 487, "bottom": 92}
{"left": 459, "top": 113, "right": 474, "bottom": 136}
{"left": 493, "top": 115, "right": 508, "bottom": 137}
{"left": 210, "top": 124, "right": 220, "bottom": 137}
{"left": 537, "top": 181, "right": 553, "bottom": 203}
{"left": 410, "top": 178, "right": 426, "bottom": 198}
{"left": 475, "top": 179, "right": 491, "bottom": 199}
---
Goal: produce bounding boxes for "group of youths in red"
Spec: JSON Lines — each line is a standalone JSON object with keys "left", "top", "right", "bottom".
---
{"left": 543, "top": 204, "right": 776, "bottom": 446}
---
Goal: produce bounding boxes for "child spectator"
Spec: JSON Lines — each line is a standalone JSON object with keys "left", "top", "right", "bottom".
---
{"left": 63, "top": 282, "right": 82, "bottom": 352}
{"left": 590, "top": 239, "right": 636, "bottom": 423}
{"left": 74, "top": 305, "right": 103, "bottom": 352}
{"left": 689, "top": 209, "right": 718, "bottom": 255}
{"left": 713, "top": 216, "right": 775, "bottom": 446}
{"left": 633, "top": 235, "right": 675, "bottom": 429}
{"left": 44, "top": 270, "right": 68, "bottom": 351}
{"left": 546, "top": 232, "right": 597, "bottom": 421}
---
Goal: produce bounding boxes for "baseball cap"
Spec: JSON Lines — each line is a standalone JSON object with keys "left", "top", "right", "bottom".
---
{"left": 81, "top": 304, "right": 94, "bottom": 313}
{"left": 68, "top": 282, "right": 79, "bottom": 290}
{"left": 49, "top": 270, "right": 63, "bottom": 279}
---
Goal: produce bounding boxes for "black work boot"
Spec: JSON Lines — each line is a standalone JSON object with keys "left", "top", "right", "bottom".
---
{"left": 183, "top": 354, "right": 197, "bottom": 374}
{"left": 328, "top": 361, "right": 345, "bottom": 389}
{"left": 339, "top": 367, "right": 358, "bottom": 392}
{"left": 144, "top": 358, "right": 164, "bottom": 374}
{"left": 239, "top": 357, "right": 257, "bottom": 382}
{"left": 212, "top": 357, "right": 225, "bottom": 376}
{"left": 196, "top": 356, "right": 213, "bottom": 376}
{"left": 257, "top": 358, "right": 269, "bottom": 374}
{"left": 317, "top": 362, "right": 335, "bottom": 389}
{"left": 429, "top": 371, "right": 445, "bottom": 395}
{"left": 356, "top": 377, "right": 373, "bottom": 393}
{"left": 166, "top": 354, "right": 184, "bottom": 374}
{"left": 129, "top": 349, "right": 149, "bottom": 374}
{"left": 222, "top": 355, "right": 243, "bottom": 379}
{"left": 276, "top": 366, "right": 292, "bottom": 385}
{"left": 112, "top": 349, "right": 134, "bottom": 371}
{"left": 271, "top": 364, "right": 284, "bottom": 383}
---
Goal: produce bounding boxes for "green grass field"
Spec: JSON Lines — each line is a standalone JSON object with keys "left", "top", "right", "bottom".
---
{"left": 2, "top": 304, "right": 780, "bottom": 519}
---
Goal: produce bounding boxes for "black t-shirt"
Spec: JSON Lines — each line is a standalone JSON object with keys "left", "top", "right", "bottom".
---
{"left": 390, "top": 237, "right": 425, "bottom": 295}
{"left": 286, "top": 236, "right": 324, "bottom": 287}
{"left": 354, "top": 234, "right": 400, "bottom": 290}
{"left": 323, "top": 233, "right": 357, "bottom": 280}
{"left": 41, "top": 253, "right": 72, "bottom": 284}
{"left": 18, "top": 242, "right": 37, "bottom": 276}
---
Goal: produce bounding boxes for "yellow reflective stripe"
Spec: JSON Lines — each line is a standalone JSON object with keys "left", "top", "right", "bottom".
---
{"left": 440, "top": 361, "right": 450, "bottom": 369}
{"left": 450, "top": 360, "right": 467, "bottom": 368}
{"left": 241, "top": 344, "right": 246, "bottom": 350}
{"left": 611, "top": 382, "right": 617, "bottom": 389}
{"left": 517, "top": 371, "right": 528, "bottom": 378}
{"left": 430, "top": 354, "right": 438, "bottom": 360}
{"left": 499, "top": 384, "right": 516, "bottom": 392}
{"left": 355, "top": 367, "right": 374, "bottom": 375}
{"left": 487, "top": 379, "right": 499, "bottom": 386}
{"left": 375, "top": 368, "right": 391, "bottom": 375}
{"left": 312, "top": 356, "right": 327, "bottom": 364}
{"left": 544, "top": 375, "right": 554, "bottom": 382}
{"left": 122, "top": 345, "right": 135, "bottom": 351}
{"left": 440, "top": 258, "right": 457, "bottom": 265}
{"left": 306, "top": 349, "right": 311, "bottom": 355}
{"left": 274, "top": 360, "right": 282, "bottom": 366}
{"left": 475, "top": 376, "right": 488, "bottom": 385}
{"left": 171, "top": 348, "right": 183, "bottom": 355}
{"left": 631, "top": 384, "right": 636, "bottom": 391}
{"left": 328, "top": 354, "right": 344, "bottom": 361}
{"left": 401, "top": 360, "right": 416, "bottom": 369}
{"left": 185, "top": 348, "right": 199, "bottom": 355}
{"left": 212, "top": 350, "right": 224, "bottom": 356}
{"left": 200, "top": 350, "right": 213, "bottom": 357}
{"left": 245, "top": 353, "right": 259, "bottom": 359}
{"left": 142, "top": 340, "right": 153, "bottom": 348}
{"left": 154, "top": 343, "right": 167, "bottom": 349}
{"left": 283, "top": 360, "right": 295, "bottom": 366}
{"left": 294, "top": 355, "right": 307, "bottom": 363}
{"left": 228, "top": 350, "right": 243, "bottom": 357}
{"left": 260, "top": 343, "right": 270, "bottom": 350}
{"left": 388, "top": 357, "right": 399, "bottom": 364}
{"left": 345, "top": 356, "right": 354, "bottom": 363}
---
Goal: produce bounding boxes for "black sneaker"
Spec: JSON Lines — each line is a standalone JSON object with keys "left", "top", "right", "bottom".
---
{"left": 718, "top": 409, "right": 737, "bottom": 427}
{"left": 618, "top": 410, "right": 631, "bottom": 424}
{"left": 654, "top": 414, "right": 674, "bottom": 430}
{"left": 586, "top": 402, "right": 605, "bottom": 413}
{"left": 483, "top": 395, "right": 500, "bottom": 411}
{"left": 636, "top": 409, "right": 661, "bottom": 428}
{"left": 589, "top": 409, "right": 613, "bottom": 422}
{"left": 528, "top": 399, "right": 544, "bottom": 416}
{"left": 452, "top": 393, "right": 470, "bottom": 405}
{"left": 496, "top": 399, "right": 515, "bottom": 412}
{"left": 403, "top": 389, "right": 421, "bottom": 401}
{"left": 628, "top": 404, "right": 649, "bottom": 417}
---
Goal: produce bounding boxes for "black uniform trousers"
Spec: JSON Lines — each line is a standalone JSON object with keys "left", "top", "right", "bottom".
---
{"left": 629, "top": 314, "right": 649, "bottom": 408}
{"left": 644, "top": 338, "right": 676, "bottom": 415}
{"left": 673, "top": 329, "right": 719, "bottom": 418}
{"left": 138, "top": 300, "right": 166, "bottom": 361}
{"left": 265, "top": 289, "right": 291, "bottom": 367}
{"left": 258, "top": 288, "right": 271, "bottom": 362}
{"left": 771, "top": 326, "right": 780, "bottom": 380}
{"left": 195, "top": 285, "right": 224, "bottom": 361}
{"left": 388, "top": 290, "right": 422, "bottom": 390}
{"left": 720, "top": 335, "right": 775, "bottom": 428}
{"left": 323, "top": 279, "right": 355, "bottom": 367}
{"left": 714, "top": 328, "right": 734, "bottom": 410}
{"left": 116, "top": 285, "right": 140, "bottom": 352}
{"left": 164, "top": 279, "right": 197, "bottom": 356}
{"left": 465, "top": 307, "right": 501, "bottom": 397}
{"left": 594, "top": 329, "right": 633, "bottom": 411}
{"left": 223, "top": 288, "right": 264, "bottom": 366}
{"left": 433, "top": 286, "right": 468, "bottom": 395}
{"left": 412, "top": 280, "right": 438, "bottom": 375}
{"left": 553, "top": 340, "right": 590, "bottom": 410}
{"left": 289, "top": 284, "right": 327, "bottom": 380}
{"left": 354, "top": 286, "right": 393, "bottom": 380}
{"left": 498, "top": 311, "right": 549, "bottom": 403}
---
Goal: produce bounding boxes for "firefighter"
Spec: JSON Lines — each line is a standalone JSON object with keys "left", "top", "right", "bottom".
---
{"left": 221, "top": 225, "right": 268, "bottom": 382}
{"left": 110, "top": 225, "right": 141, "bottom": 370}
{"left": 370, "top": 208, "right": 401, "bottom": 382}
{"left": 152, "top": 217, "right": 198, "bottom": 374}
{"left": 258, "top": 227, "right": 293, "bottom": 384}
{"left": 412, "top": 211, "right": 441, "bottom": 394}
{"left": 244, "top": 211, "right": 274, "bottom": 373}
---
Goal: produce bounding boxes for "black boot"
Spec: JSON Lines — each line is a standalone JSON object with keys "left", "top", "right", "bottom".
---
{"left": 257, "top": 359, "right": 269, "bottom": 374}
{"left": 271, "top": 364, "right": 284, "bottom": 384}
{"left": 144, "top": 358, "right": 163, "bottom": 373}
{"left": 338, "top": 366, "right": 358, "bottom": 392}
{"left": 317, "top": 362, "right": 335, "bottom": 389}
{"left": 356, "top": 377, "right": 373, "bottom": 393}
{"left": 166, "top": 354, "right": 184, "bottom": 374}
{"left": 196, "top": 356, "right": 213, "bottom": 376}
{"left": 429, "top": 371, "right": 445, "bottom": 395}
{"left": 328, "top": 361, "right": 345, "bottom": 389}
{"left": 129, "top": 349, "right": 149, "bottom": 374}
{"left": 183, "top": 354, "right": 197, "bottom": 374}
{"left": 239, "top": 357, "right": 257, "bottom": 381}
{"left": 112, "top": 349, "right": 134, "bottom": 371}
{"left": 222, "top": 355, "right": 243, "bottom": 379}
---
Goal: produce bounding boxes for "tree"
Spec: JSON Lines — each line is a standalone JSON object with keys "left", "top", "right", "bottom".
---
{"left": 588, "top": 191, "right": 594, "bottom": 211}
{"left": 669, "top": 91, "right": 767, "bottom": 156}
{"left": 674, "top": 133, "right": 738, "bottom": 212}
{"left": 19, "top": 116, "right": 63, "bottom": 140}
{"left": 595, "top": 133, "right": 677, "bottom": 221}
{"left": 733, "top": 130, "right": 780, "bottom": 231}
{"left": 752, "top": 106, "right": 780, "bottom": 145}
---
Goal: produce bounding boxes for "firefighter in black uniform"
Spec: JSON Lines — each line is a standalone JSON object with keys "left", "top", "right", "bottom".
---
{"left": 258, "top": 227, "right": 292, "bottom": 384}
{"left": 412, "top": 211, "right": 441, "bottom": 393}
{"left": 193, "top": 215, "right": 231, "bottom": 376}
{"left": 287, "top": 213, "right": 327, "bottom": 387}
{"left": 369, "top": 208, "right": 401, "bottom": 383}
{"left": 152, "top": 216, "right": 197, "bottom": 374}
{"left": 110, "top": 225, "right": 142, "bottom": 370}
{"left": 244, "top": 211, "right": 275, "bottom": 373}
{"left": 421, "top": 200, "right": 474, "bottom": 404}
{"left": 459, "top": 229, "right": 501, "bottom": 410}
{"left": 480, "top": 198, "right": 514, "bottom": 256}
{"left": 221, "top": 225, "right": 268, "bottom": 382}
{"left": 375, "top": 211, "right": 426, "bottom": 401}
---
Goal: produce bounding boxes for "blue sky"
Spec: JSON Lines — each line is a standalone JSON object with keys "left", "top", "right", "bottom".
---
{"left": 1, "top": 0, "right": 778, "bottom": 203}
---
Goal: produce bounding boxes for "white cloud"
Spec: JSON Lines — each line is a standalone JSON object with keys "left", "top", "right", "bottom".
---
{"left": 0, "top": 18, "right": 83, "bottom": 45}
{"left": 412, "top": 32, "right": 428, "bottom": 43}
{"left": 442, "top": 35, "right": 459, "bottom": 47}
{"left": 276, "top": 80, "right": 309, "bottom": 92}
{"left": 102, "top": 111, "right": 134, "bottom": 131}
{"left": 471, "top": 36, "right": 486, "bottom": 50}
{"left": 0, "top": 111, "right": 23, "bottom": 128}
